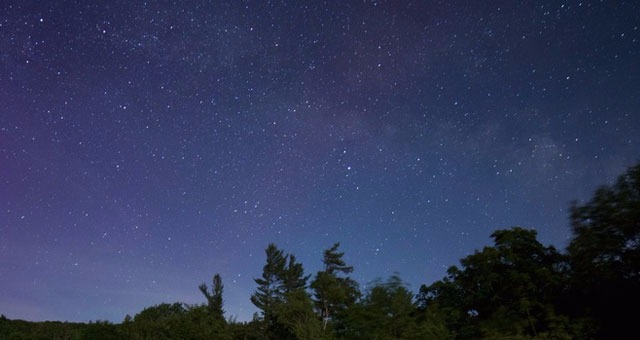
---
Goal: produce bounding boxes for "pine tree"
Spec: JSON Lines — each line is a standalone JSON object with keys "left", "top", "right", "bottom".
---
{"left": 282, "top": 254, "right": 310, "bottom": 293}
{"left": 311, "top": 243, "right": 359, "bottom": 331}
{"left": 251, "top": 243, "right": 287, "bottom": 321}
{"left": 251, "top": 244, "right": 316, "bottom": 339}
{"left": 199, "top": 273, "right": 225, "bottom": 320}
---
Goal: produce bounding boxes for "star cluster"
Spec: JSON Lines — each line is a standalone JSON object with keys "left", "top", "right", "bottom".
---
{"left": 1, "top": 1, "right": 638, "bottom": 322}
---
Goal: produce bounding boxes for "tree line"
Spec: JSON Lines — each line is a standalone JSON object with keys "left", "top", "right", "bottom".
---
{"left": 2, "top": 163, "right": 639, "bottom": 339}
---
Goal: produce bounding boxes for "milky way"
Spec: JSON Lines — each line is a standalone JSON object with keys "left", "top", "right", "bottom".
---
{"left": 1, "top": 1, "right": 638, "bottom": 322}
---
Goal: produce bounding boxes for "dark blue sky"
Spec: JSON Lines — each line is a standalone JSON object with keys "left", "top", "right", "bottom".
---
{"left": 1, "top": 1, "right": 638, "bottom": 322}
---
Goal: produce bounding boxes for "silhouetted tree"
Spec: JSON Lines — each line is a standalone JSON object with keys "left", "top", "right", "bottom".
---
{"left": 199, "top": 273, "right": 225, "bottom": 320}
{"left": 342, "top": 276, "right": 431, "bottom": 340}
{"left": 311, "top": 242, "right": 360, "bottom": 334}
{"left": 275, "top": 289, "right": 324, "bottom": 340}
{"left": 251, "top": 243, "right": 313, "bottom": 339}
{"left": 418, "top": 227, "right": 583, "bottom": 339}
{"left": 567, "top": 163, "right": 640, "bottom": 338}
{"left": 282, "top": 254, "right": 310, "bottom": 294}
{"left": 252, "top": 244, "right": 287, "bottom": 321}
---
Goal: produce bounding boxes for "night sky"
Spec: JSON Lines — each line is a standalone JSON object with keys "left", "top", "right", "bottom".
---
{"left": 1, "top": 1, "right": 638, "bottom": 323}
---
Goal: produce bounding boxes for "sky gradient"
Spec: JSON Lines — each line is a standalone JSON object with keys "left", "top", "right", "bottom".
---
{"left": 1, "top": 1, "right": 639, "bottom": 322}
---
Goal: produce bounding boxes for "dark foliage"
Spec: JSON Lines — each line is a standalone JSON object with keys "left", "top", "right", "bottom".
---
{"left": 566, "top": 163, "right": 640, "bottom": 338}
{"left": 2, "top": 163, "right": 638, "bottom": 340}
{"left": 311, "top": 242, "right": 360, "bottom": 335}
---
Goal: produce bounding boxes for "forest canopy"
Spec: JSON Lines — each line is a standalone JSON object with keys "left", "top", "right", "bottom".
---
{"left": 2, "top": 163, "right": 639, "bottom": 339}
